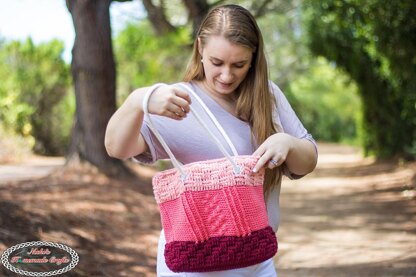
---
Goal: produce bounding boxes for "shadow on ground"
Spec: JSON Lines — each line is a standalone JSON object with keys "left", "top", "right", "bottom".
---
{"left": 0, "top": 165, "right": 161, "bottom": 276}
{"left": 0, "top": 143, "right": 415, "bottom": 277}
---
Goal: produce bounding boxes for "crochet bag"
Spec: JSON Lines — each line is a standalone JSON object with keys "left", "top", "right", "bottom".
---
{"left": 143, "top": 83, "right": 277, "bottom": 272}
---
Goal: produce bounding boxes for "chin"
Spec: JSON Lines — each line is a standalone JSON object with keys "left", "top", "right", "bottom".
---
{"left": 217, "top": 88, "right": 234, "bottom": 95}
{"left": 215, "top": 83, "right": 237, "bottom": 94}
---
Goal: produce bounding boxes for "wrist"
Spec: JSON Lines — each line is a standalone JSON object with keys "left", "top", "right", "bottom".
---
{"left": 285, "top": 133, "right": 296, "bottom": 154}
{"left": 128, "top": 88, "right": 146, "bottom": 113}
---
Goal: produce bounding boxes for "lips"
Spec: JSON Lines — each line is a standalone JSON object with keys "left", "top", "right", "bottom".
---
{"left": 216, "top": 80, "right": 234, "bottom": 90}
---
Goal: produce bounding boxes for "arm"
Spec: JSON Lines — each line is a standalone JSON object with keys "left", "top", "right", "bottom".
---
{"left": 252, "top": 133, "right": 317, "bottom": 175}
{"left": 284, "top": 136, "right": 317, "bottom": 175}
{"left": 104, "top": 86, "right": 191, "bottom": 160}
{"left": 105, "top": 87, "right": 149, "bottom": 160}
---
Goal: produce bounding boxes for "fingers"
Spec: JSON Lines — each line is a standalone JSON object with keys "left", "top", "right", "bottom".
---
{"left": 252, "top": 144, "right": 267, "bottom": 172}
{"left": 173, "top": 89, "right": 192, "bottom": 108}
{"left": 166, "top": 103, "right": 187, "bottom": 118}
{"left": 252, "top": 152, "right": 272, "bottom": 173}
{"left": 148, "top": 86, "right": 192, "bottom": 120}
{"left": 253, "top": 154, "right": 284, "bottom": 172}
{"left": 253, "top": 143, "right": 265, "bottom": 157}
{"left": 168, "top": 88, "right": 191, "bottom": 118}
{"left": 267, "top": 154, "right": 284, "bottom": 169}
{"left": 171, "top": 96, "right": 190, "bottom": 113}
{"left": 165, "top": 110, "right": 184, "bottom": 121}
{"left": 253, "top": 141, "right": 286, "bottom": 172}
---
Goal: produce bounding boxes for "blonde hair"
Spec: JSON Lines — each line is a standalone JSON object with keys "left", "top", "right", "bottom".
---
{"left": 183, "top": 4, "right": 282, "bottom": 197}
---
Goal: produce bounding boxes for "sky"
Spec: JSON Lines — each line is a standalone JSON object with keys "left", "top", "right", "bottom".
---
{"left": 0, "top": 0, "right": 144, "bottom": 62}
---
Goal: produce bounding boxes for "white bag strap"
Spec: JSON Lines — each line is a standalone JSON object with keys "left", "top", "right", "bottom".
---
{"left": 175, "top": 83, "right": 239, "bottom": 156}
{"left": 142, "top": 83, "right": 241, "bottom": 179}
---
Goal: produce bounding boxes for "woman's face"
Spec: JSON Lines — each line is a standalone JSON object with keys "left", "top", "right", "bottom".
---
{"left": 199, "top": 35, "right": 253, "bottom": 98}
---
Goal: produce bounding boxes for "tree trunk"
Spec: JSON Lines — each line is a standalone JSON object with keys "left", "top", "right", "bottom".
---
{"left": 182, "top": 0, "right": 209, "bottom": 37}
{"left": 66, "top": 0, "right": 133, "bottom": 178}
{"left": 142, "top": 0, "right": 176, "bottom": 36}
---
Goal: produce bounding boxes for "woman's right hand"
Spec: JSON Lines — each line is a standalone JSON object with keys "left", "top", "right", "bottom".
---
{"left": 105, "top": 84, "right": 192, "bottom": 159}
{"left": 147, "top": 86, "right": 192, "bottom": 120}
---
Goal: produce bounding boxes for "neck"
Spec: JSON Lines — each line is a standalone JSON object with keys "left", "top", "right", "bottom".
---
{"left": 196, "top": 80, "right": 238, "bottom": 117}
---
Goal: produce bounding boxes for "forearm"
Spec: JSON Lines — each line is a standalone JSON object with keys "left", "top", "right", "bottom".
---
{"left": 285, "top": 137, "right": 318, "bottom": 176}
{"left": 104, "top": 87, "right": 148, "bottom": 160}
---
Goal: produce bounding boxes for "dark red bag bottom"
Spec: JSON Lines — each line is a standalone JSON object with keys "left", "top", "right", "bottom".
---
{"left": 165, "top": 226, "right": 278, "bottom": 272}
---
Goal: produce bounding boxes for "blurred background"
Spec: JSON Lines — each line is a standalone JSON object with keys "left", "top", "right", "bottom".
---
{"left": 1, "top": 0, "right": 414, "bottom": 164}
{"left": 0, "top": 0, "right": 415, "bottom": 276}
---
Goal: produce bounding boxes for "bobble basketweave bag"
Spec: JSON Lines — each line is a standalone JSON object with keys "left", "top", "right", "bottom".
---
{"left": 143, "top": 83, "right": 277, "bottom": 272}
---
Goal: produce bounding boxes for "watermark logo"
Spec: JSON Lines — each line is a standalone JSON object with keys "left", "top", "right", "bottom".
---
{"left": 1, "top": 241, "right": 79, "bottom": 276}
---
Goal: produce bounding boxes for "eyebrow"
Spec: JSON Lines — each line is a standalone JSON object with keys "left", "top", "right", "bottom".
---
{"left": 209, "top": 56, "right": 249, "bottom": 64}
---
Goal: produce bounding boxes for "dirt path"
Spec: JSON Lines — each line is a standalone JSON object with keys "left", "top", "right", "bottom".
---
{"left": 0, "top": 156, "right": 64, "bottom": 184}
{"left": 0, "top": 143, "right": 415, "bottom": 276}
{"left": 276, "top": 143, "right": 416, "bottom": 277}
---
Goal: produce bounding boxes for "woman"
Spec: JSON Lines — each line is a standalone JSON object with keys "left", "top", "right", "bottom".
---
{"left": 105, "top": 4, "right": 317, "bottom": 276}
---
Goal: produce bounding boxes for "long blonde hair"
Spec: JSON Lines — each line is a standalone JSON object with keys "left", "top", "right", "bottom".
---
{"left": 183, "top": 4, "right": 282, "bottom": 197}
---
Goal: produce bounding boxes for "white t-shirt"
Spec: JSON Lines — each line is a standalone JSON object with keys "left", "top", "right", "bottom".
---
{"left": 134, "top": 81, "right": 317, "bottom": 231}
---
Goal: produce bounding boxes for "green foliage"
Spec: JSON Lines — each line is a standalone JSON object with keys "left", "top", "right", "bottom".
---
{"left": 257, "top": 2, "right": 311, "bottom": 89}
{"left": 0, "top": 38, "right": 73, "bottom": 155}
{"left": 304, "top": 0, "right": 416, "bottom": 159}
{"left": 286, "top": 58, "right": 360, "bottom": 143}
{"left": 257, "top": 3, "right": 361, "bottom": 145}
{"left": 114, "top": 21, "right": 192, "bottom": 101}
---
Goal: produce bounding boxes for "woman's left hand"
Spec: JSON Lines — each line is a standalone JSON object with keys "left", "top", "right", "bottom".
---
{"left": 252, "top": 133, "right": 294, "bottom": 173}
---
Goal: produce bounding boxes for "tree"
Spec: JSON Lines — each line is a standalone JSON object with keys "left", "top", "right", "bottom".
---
{"left": 141, "top": 0, "right": 285, "bottom": 37}
{"left": 142, "top": 0, "right": 176, "bottom": 36}
{"left": 182, "top": 0, "right": 210, "bottom": 37}
{"left": 66, "top": 0, "right": 134, "bottom": 177}
{"left": 305, "top": 0, "right": 416, "bottom": 159}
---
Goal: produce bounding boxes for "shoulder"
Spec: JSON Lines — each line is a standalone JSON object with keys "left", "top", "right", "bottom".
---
{"left": 267, "top": 80, "right": 298, "bottom": 130}
{"left": 268, "top": 80, "right": 286, "bottom": 102}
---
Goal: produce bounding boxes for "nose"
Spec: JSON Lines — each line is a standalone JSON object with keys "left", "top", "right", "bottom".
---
{"left": 220, "top": 67, "right": 234, "bottom": 83}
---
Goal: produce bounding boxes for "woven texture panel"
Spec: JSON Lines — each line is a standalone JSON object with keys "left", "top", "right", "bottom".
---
{"left": 153, "top": 155, "right": 264, "bottom": 203}
{"left": 165, "top": 226, "right": 277, "bottom": 272}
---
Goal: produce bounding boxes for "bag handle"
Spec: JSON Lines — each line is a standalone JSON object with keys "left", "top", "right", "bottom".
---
{"left": 175, "top": 83, "right": 239, "bottom": 156}
{"left": 142, "top": 83, "right": 241, "bottom": 179}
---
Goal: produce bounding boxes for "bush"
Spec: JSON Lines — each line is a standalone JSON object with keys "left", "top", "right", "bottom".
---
{"left": 0, "top": 38, "right": 73, "bottom": 155}
{"left": 286, "top": 57, "right": 361, "bottom": 144}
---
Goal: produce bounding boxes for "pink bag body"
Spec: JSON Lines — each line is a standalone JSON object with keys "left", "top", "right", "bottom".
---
{"left": 143, "top": 84, "right": 277, "bottom": 272}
